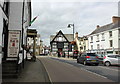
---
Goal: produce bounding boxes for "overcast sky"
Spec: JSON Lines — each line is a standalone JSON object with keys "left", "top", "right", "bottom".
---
{"left": 30, "top": 0, "right": 119, "bottom": 46}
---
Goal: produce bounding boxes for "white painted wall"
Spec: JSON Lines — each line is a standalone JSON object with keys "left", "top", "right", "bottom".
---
{"left": 8, "top": 2, "right": 23, "bottom": 31}
{"left": 88, "top": 27, "right": 120, "bottom": 54}
{"left": 8, "top": 1, "right": 31, "bottom": 62}
{"left": 0, "top": 8, "right": 3, "bottom": 47}
{"left": 0, "top": 7, "right": 3, "bottom": 64}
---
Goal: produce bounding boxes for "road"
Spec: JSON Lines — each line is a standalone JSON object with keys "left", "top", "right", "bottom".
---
{"left": 49, "top": 56, "right": 120, "bottom": 82}
{"left": 38, "top": 56, "right": 115, "bottom": 82}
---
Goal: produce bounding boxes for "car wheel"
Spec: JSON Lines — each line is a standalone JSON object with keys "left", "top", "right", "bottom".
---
{"left": 77, "top": 59, "right": 79, "bottom": 63}
{"left": 105, "top": 61, "right": 111, "bottom": 66}
{"left": 95, "top": 63, "right": 99, "bottom": 66}
{"left": 83, "top": 61, "right": 87, "bottom": 65}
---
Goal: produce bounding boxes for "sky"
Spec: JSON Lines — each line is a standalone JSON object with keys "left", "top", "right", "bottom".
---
{"left": 30, "top": 0, "right": 119, "bottom": 46}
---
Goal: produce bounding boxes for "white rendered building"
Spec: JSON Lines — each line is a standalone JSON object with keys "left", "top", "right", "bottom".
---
{"left": 87, "top": 16, "right": 120, "bottom": 55}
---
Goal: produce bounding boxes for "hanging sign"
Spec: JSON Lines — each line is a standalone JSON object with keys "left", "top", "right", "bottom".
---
{"left": 7, "top": 30, "right": 21, "bottom": 57}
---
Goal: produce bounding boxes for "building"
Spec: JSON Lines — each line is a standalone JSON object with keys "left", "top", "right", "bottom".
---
{"left": 0, "top": 1, "right": 8, "bottom": 64}
{"left": 87, "top": 16, "right": 120, "bottom": 55}
{"left": 50, "top": 30, "right": 73, "bottom": 56}
{"left": 27, "top": 33, "right": 41, "bottom": 56}
{"left": 75, "top": 32, "right": 88, "bottom": 53}
{"left": 36, "top": 34, "right": 41, "bottom": 55}
{"left": 1, "top": 0, "right": 32, "bottom": 78}
{"left": 40, "top": 40, "right": 44, "bottom": 54}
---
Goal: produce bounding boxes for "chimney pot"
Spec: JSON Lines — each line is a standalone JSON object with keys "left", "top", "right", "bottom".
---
{"left": 96, "top": 25, "right": 100, "bottom": 28}
{"left": 75, "top": 32, "right": 78, "bottom": 38}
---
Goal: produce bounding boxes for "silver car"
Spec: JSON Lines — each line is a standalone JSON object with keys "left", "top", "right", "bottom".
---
{"left": 103, "top": 54, "right": 120, "bottom": 66}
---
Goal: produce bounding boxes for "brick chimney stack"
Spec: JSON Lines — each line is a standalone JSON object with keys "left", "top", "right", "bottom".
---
{"left": 112, "top": 16, "right": 120, "bottom": 24}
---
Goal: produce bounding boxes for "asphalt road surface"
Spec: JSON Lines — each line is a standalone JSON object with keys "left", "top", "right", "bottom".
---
{"left": 38, "top": 56, "right": 114, "bottom": 82}
{"left": 49, "top": 56, "right": 120, "bottom": 82}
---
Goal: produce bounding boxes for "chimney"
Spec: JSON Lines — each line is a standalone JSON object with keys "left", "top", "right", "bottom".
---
{"left": 112, "top": 16, "right": 120, "bottom": 24}
{"left": 75, "top": 32, "right": 78, "bottom": 38}
{"left": 96, "top": 25, "right": 100, "bottom": 29}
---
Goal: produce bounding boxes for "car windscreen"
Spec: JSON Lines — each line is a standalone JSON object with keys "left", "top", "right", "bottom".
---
{"left": 87, "top": 53, "right": 97, "bottom": 56}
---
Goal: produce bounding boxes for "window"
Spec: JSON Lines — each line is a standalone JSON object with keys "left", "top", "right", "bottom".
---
{"left": 109, "top": 40, "right": 113, "bottom": 47}
{"left": 108, "top": 55, "right": 116, "bottom": 58}
{"left": 97, "top": 44, "right": 100, "bottom": 49}
{"left": 96, "top": 35, "right": 99, "bottom": 42}
{"left": 109, "top": 31, "right": 112, "bottom": 37}
{"left": 102, "top": 33, "right": 105, "bottom": 40}
{"left": 91, "top": 36, "right": 93, "bottom": 42}
{"left": 118, "top": 29, "right": 120, "bottom": 35}
{"left": 84, "top": 46, "right": 86, "bottom": 50}
{"left": 91, "top": 45, "right": 93, "bottom": 50}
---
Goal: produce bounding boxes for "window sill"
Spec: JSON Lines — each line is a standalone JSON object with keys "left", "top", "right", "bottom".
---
{"left": 101, "top": 40, "right": 105, "bottom": 41}
{"left": 96, "top": 41, "right": 99, "bottom": 42}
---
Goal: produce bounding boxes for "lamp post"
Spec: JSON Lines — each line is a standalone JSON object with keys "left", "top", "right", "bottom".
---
{"left": 67, "top": 24, "right": 74, "bottom": 41}
{"left": 67, "top": 24, "right": 75, "bottom": 58}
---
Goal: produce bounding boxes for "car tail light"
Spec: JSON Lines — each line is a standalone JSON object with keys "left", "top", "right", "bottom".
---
{"left": 103, "top": 56, "right": 106, "bottom": 59}
{"left": 86, "top": 56, "right": 90, "bottom": 58}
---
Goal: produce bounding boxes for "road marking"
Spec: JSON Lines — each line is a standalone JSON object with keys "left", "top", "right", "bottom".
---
{"left": 98, "top": 66, "right": 119, "bottom": 72}
{"left": 80, "top": 68, "right": 108, "bottom": 79}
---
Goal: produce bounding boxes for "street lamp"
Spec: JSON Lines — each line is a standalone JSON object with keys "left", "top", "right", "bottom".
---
{"left": 67, "top": 24, "right": 74, "bottom": 41}
{"left": 67, "top": 24, "right": 75, "bottom": 58}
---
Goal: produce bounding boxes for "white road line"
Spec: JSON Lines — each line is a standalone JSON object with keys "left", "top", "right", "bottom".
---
{"left": 98, "top": 66, "right": 119, "bottom": 72}
{"left": 80, "top": 68, "right": 108, "bottom": 79}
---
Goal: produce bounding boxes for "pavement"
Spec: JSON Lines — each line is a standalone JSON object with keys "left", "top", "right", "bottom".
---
{"left": 2, "top": 58, "right": 51, "bottom": 83}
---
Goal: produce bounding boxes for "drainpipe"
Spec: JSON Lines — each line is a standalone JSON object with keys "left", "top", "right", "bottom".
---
{"left": 22, "top": 0, "right": 25, "bottom": 68}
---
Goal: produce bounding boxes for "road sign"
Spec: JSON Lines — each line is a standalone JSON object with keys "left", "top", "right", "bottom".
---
{"left": 7, "top": 30, "right": 21, "bottom": 57}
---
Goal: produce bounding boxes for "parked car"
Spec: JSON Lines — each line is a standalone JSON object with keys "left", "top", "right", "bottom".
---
{"left": 77, "top": 53, "right": 99, "bottom": 66}
{"left": 103, "top": 54, "right": 120, "bottom": 66}
{"left": 73, "top": 50, "right": 79, "bottom": 59}
{"left": 96, "top": 54, "right": 104, "bottom": 63}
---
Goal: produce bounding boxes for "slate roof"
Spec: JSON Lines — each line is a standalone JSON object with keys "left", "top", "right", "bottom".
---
{"left": 64, "top": 34, "right": 73, "bottom": 42}
{"left": 90, "top": 22, "right": 120, "bottom": 35}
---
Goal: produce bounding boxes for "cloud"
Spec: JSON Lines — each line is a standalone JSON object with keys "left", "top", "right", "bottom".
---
{"left": 31, "top": 1, "right": 118, "bottom": 45}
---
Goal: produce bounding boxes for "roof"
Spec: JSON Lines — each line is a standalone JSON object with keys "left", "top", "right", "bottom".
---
{"left": 64, "top": 34, "right": 73, "bottom": 42}
{"left": 50, "top": 35, "right": 55, "bottom": 42}
{"left": 50, "top": 30, "right": 73, "bottom": 42}
{"left": 90, "top": 22, "right": 120, "bottom": 35}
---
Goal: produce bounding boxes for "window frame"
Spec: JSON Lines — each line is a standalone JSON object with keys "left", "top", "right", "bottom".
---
{"left": 109, "top": 31, "right": 112, "bottom": 37}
